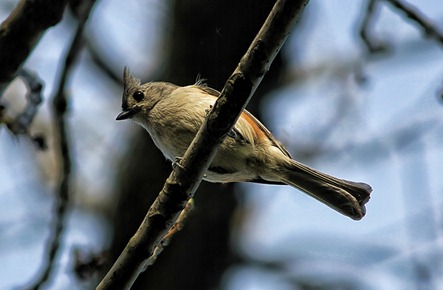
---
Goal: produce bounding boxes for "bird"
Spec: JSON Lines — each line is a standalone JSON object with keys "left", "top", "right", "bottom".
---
{"left": 116, "top": 68, "right": 371, "bottom": 220}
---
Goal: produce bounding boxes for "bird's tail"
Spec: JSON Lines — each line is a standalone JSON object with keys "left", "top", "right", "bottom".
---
{"left": 279, "top": 159, "right": 372, "bottom": 220}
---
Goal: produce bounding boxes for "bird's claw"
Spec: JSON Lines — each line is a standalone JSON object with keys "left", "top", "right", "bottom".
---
{"left": 172, "top": 157, "right": 185, "bottom": 173}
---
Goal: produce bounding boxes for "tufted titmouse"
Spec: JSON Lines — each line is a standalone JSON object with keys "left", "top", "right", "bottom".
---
{"left": 116, "top": 68, "right": 371, "bottom": 220}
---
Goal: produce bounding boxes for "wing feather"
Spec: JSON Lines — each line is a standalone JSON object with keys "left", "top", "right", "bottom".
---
{"left": 194, "top": 84, "right": 292, "bottom": 158}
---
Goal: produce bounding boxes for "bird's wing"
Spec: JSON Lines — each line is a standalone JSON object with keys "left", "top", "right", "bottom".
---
{"left": 240, "top": 110, "right": 292, "bottom": 159}
{"left": 194, "top": 84, "right": 292, "bottom": 159}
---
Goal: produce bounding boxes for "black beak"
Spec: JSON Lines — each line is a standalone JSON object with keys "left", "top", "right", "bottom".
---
{"left": 116, "top": 107, "right": 141, "bottom": 120}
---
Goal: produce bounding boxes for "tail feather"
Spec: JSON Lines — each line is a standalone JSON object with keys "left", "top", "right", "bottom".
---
{"left": 280, "top": 160, "right": 372, "bottom": 220}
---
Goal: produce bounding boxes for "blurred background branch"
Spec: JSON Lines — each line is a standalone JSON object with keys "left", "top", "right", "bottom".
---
{"left": 24, "top": 0, "right": 97, "bottom": 289}
{"left": 0, "top": 0, "right": 68, "bottom": 92}
{"left": 359, "top": 0, "right": 390, "bottom": 53}
{"left": 383, "top": 0, "right": 443, "bottom": 45}
{"left": 359, "top": 0, "right": 443, "bottom": 54}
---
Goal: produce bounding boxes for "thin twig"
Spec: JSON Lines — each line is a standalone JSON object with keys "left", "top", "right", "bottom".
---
{"left": 97, "top": 1, "right": 309, "bottom": 289}
{"left": 24, "top": 1, "right": 97, "bottom": 289}
{"left": 359, "top": 0, "right": 443, "bottom": 53}
{"left": 382, "top": 0, "right": 443, "bottom": 46}
{"left": 144, "top": 199, "right": 195, "bottom": 269}
{"left": 86, "top": 41, "right": 121, "bottom": 84}
{"left": 359, "top": 0, "right": 390, "bottom": 53}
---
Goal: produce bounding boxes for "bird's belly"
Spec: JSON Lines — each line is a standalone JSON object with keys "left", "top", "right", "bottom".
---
{"left": 203, "top": 170, "right": 253, "bottom": 183}
{"left": 146, "top": 122, "right": 263, "bottom": 183}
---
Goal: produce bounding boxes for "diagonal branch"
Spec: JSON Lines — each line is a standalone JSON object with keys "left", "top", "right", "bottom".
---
{"left": 382, "top": 0, "right": 443, "bottom": 46}
{"left": 0, "top": 0, "right": 69, "bottom": 93}
{"left": 359, "top": 0, "right": 443, "bottom": 54}
{"left": 144, "top": 199, "right": 195, "bottom": 269}
{"left": 97, "top": 0, "right": 310, "bottom": 289}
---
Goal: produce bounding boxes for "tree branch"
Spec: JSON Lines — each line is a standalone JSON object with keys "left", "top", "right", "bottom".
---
{"left": 0, "top": 0, "right": 69, "bottom": 93}
{"left": 382, "top": 0, "right": 443, "bottom": 46}
{"left": 144, "top": 199, "right": 195, "bottom": 269}
{"left": 360, "top": 0, "right": 443, "bottom": 53}
{"left": 359, "top": 0, "right": 390, "bottom": 53}
{"left": 359, "top": 0, "right": 443, "bottom": 54}
{"left": 97, "top": 0, "right": 310, "bottom": 289}
{"left": 24, "top": 1, "right": 97, "bottom": 289}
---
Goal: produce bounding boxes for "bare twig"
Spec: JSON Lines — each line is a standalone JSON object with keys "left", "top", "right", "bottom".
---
{"left": 0, "top": 0, "right": 69, "bottom": 93}
{"left": 382, "top": 0, "right": 443, "bottom": 46}
{"left": 86, "top": 41, "right": 121, "bottom": 84}
{"left": 359, "top": 0, "right": 443, "bottom": 53}
{"left": 97, "top": 0, "right": 310, "bottom": 289}
{"left": 144, "top": 199, "right": 195, "bottom": 269}
{"left": 24, "top": 1, "right": 97, "bottom": 289}
{"left": 359, "top": 0, "right": 390, "bottom": 53}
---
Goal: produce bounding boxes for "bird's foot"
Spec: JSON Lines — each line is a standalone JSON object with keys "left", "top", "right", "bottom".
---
{"left": 172, "top": 156, "right": 185, "bottom": 173}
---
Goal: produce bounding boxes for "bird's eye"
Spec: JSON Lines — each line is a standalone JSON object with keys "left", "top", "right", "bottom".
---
{"left": 133, "top": 91, "right": 144, "bottom": 102}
